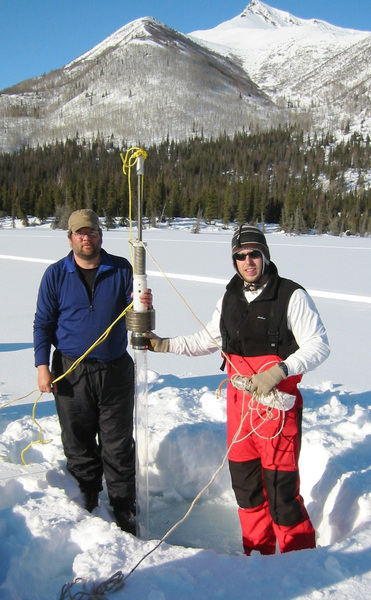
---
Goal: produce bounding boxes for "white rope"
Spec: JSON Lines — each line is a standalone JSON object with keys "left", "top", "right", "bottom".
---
{"left": 119, "top": 385, "right": 288, "bottom": 584}
{"left": 59, "top": 570, "right": 124, "bottom": 599}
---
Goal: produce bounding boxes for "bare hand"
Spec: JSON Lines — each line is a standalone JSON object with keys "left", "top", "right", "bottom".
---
{"left": 139, "top": 288, "right": 153, "bottom": 309}
{"left": 37, "top": 365, "right": 57, "bottom": 393}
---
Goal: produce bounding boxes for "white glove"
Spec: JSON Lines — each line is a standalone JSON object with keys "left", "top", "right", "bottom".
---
{"left": 249, "top": 364, "right": 286, "bottom": 396}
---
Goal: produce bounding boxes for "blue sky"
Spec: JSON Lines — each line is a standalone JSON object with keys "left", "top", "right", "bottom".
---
{"left": 0, "top": 0, "right": 369, "bottom": 91}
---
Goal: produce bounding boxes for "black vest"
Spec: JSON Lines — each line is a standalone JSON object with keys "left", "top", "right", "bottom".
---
{"left": 220, "top": 263, "right": 303, "bottom": 360}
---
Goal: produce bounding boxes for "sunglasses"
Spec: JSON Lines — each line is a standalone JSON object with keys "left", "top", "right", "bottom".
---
{"left": 234, "top": 250, "right": 262, "bottom": 261}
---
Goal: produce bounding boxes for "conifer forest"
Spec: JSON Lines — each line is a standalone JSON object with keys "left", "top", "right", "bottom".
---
{"left": 0, "top": 125, "right": 370, "bottom": 235}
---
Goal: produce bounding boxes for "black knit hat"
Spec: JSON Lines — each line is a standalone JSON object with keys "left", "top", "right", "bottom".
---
{"left": 231, "top": 225, "right": 270, "bottom": 259}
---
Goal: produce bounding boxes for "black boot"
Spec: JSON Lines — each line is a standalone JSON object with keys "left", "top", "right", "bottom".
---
{"left": 113, "top": 501, "right": 137, "bottom": 535}
{"left": 83, "top": 490, "right": 99, "bottom": 513}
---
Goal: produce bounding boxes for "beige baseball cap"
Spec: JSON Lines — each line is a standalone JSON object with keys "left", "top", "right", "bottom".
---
{"left": 68, "top": 209, "right": 100, "bottom": 233}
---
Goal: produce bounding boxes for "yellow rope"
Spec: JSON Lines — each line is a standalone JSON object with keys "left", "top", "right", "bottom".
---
{"left": 20, "top": 392, "right": 50, "bottom": 465}
{"left": 0, "top": 389, "right": 42, "bottom": 464}
{"left": 0, "top": 302, "right": 134, "bottom": 465}
{"left": 0, "top": 388, "right": 40, "bottom": 410}
{"left": 51, "top": 301, "right": 133, "bottom": 386}
{"left": 120, "top": 147, "right": 147, "bottom": 270}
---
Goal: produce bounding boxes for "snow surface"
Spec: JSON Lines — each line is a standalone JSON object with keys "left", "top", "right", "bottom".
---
{"left": 0, "top": 219, "right": 370, "bottom": 599}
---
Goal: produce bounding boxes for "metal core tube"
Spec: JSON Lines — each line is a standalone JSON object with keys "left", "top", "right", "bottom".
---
{"left": 124, "top": 151, "right": 155, "bottom": 538}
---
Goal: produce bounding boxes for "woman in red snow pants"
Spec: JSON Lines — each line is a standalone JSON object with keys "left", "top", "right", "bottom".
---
{"left": 227, "top": 354, "right": 315, "bottom": 555}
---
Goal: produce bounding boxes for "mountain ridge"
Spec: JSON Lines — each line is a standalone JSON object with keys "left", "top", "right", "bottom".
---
{"left": 1, "top": 1, "right": 370, "bottom": 153}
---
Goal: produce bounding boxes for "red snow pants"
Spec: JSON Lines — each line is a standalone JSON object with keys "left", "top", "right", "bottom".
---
{"left": 226, "top": 354, "right": 315, "bottom": 555}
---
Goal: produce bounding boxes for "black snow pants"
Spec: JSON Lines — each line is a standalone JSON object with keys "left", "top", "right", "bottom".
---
{"left": 52, "top": 350, "right": 135, "bottom": 508}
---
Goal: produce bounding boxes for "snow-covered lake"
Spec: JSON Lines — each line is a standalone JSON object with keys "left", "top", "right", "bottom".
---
{"left": 0, "top": 220, "right": 370, "bottom": 599}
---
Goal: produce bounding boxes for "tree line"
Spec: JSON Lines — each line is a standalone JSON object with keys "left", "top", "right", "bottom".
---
{"left": 0, "top": 125, "right": 370, "bottom": 235}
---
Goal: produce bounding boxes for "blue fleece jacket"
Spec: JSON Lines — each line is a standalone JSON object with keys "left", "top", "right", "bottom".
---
{"left": 33, "top": 249, "right": 133, "bottom": 366}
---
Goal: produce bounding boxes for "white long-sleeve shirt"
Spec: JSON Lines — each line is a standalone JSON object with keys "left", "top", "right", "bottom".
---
{"left": 168, "top": 286, "right": 330, "bottom": 377}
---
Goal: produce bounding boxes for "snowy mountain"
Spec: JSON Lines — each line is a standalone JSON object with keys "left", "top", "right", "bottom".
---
{"left": 0, "top": 16, "right": 274, "bottom": 153}
{"left": 190, "top": 1, "right": 371, "bottom": 133}
{"left": 0, "top": 1, "right": 370, "bottom": 153}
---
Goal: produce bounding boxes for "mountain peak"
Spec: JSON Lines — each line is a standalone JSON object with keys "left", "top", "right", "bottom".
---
{"left": 66, "top": 17, "right": 165, "bottom": 67}
{"left": 190, "top": 1, "right": 306, "bottom": 35}
{"left": 241, "top": 0, "right": 302, "bottom": 28}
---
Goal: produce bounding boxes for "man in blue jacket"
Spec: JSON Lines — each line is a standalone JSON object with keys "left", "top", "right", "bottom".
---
{"left": 34, "top": 209, "right": 152, "bottom": 535}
